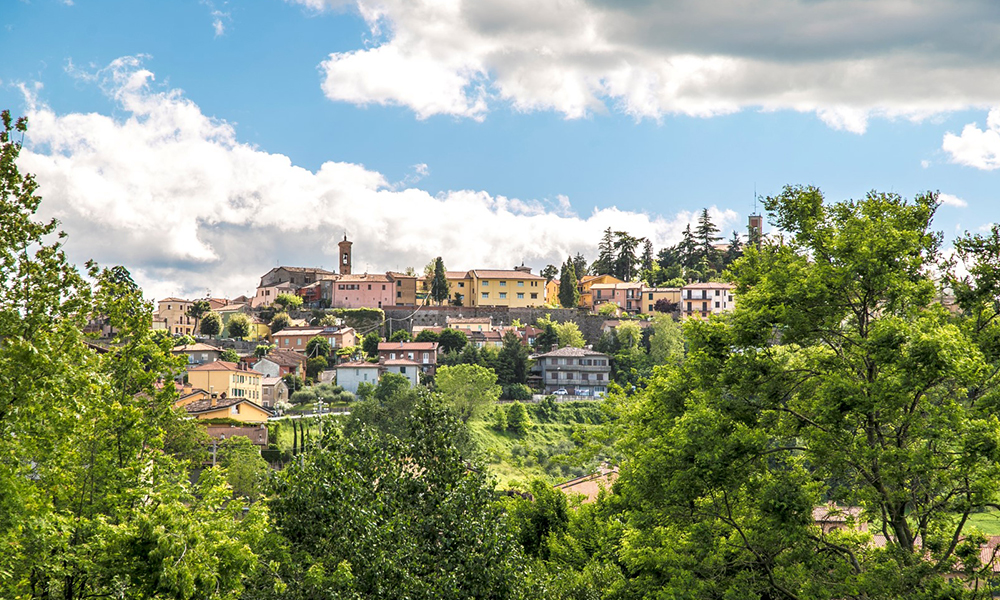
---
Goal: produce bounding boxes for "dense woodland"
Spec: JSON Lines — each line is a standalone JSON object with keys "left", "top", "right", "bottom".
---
{"left": 6, "top": 110, "right": 1000, "bottom": 599}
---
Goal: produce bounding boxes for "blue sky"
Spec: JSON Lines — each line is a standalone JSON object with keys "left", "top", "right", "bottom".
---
{"left": 2, "top": 0, "right": 998, "bottom": 298}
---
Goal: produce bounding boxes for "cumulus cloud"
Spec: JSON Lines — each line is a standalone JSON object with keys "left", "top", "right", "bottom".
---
{"left": 17, "top": 57, "right": 730, "bottom": 299}
{"left": 942, "top": 108, "right": 1000, "bottom": 170}
{"left": 938, "top": 193, "right": 968, "bottom": 208}
{"left": 298, "top": 0, "right": 1000, "bottom": 130}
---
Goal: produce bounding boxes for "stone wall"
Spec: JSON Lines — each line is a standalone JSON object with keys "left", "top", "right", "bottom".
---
{"left": 382, "top": 305, "right": 608, "bottom": 345}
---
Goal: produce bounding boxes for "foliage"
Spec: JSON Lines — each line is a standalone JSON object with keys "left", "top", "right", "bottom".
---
{"left": 187, "top": 298, "right": 211, "bottom": 332}
{"left": 438, "top": 327, "right": 468, "bottom": 353}
{"left": 273, "top": 292, "right": 303, "bottom": 311}
{"left": 388, "top": 329, "right": 411, "bottom": 342}
{"left": 305, "top": 335, "right": 332, "bottom": 358}
{"left": 228, "top": 312, "right": 253, "bottom": 339}
{"left": 503, "top": 383, "right": 533, "bottom": 401}
{"left": 217, "top": 436, "right": 269, "bottom": 501}
{"left": 614, "top": 320, "right": 642, "bottom": 349}
{"left": 270, "top": 311, "right": 291, "bottom": 333}
{"left": 506, "top": 479, "right": 570, "bottom": 560}
{"left": 327, "top": 307, "right": 385, "bottom": 333}
{"left": 254, "top": 343, "right": 274, "bottom": 357}
{"left": 415, "top": 329, "right": 440, "bottom": 342}
{"left": 220, "top": 347, "right": 241, "bottom": 363}
{"left": 553, "top": 320, "right": 585, "bottom": 348}
{"left": 612, "top": 186, "right": 1000, "bottom": 598}
{"left": 306, "top": 355, "right": 328, "bottom": 380}
{"left": 597, "top": 302, "right": 618, "bottom": 316}
{"left": 430, "top": 256, "right": 450, "bottom": 305}
{"left": 355, "top": 380, "right": 375, "bottom": 401}
{"left": 652, "top": 297, "right": 678, "bottom": 313}
{"left": 282, "top": 373, "right": 304, "bottom": 392}
{"left": 436, "top": 363, "right": 502, "bottom": 422}
{"left": 507, "top": 401, "right": 532, "bottom": 435}
{"left": 200, "top": 310, "right": 222, "bottom": 336}
{"left": 491, "top": 405, "right": 509, "bottom": 431}
{"left": 258, "top": 396, "right": 533, "bottom": 600}
{"left": 362, "top": 330, "right": 381, "bottom": 357}
{"left": 541, "top": 264, "right": 559, "bottom": 282}
{"left": 648, "top": 312, "right": 684, "bottom": 365}
{"left": 496, "top": 329, "right": 530, "bottom": 387}
{"left": 559, "top": 256, "right": 581, "bottom": 308}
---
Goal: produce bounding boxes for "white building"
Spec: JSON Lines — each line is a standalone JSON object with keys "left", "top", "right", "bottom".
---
{"left": 681, "top": 282, "right": 735, "bottom": 319}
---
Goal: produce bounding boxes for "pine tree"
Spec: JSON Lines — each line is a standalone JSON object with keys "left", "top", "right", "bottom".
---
{"left": 723, "top": 230, "right": 743, "bottom": 267}
{"left": 430, "top": 256, "right": 449, "bottom": 305}
{"left": 558, "top": 257, "right": 580, "bottom": 308}
{"left": 695, "top": 208, "right": 721, "bottom": 265}
{"left": 572, "top": 253, "right": 588, "bottom": 280}
{"left": 677, "top": 224, "right": 699, "bottom": 271}
{"left": 640, "top": 238, "right": 654, "bottom": 272}
{"left": 594, "top": 227, "right": 615, "bottom": 275}
{"left": 613, "top": 232, "right": 640, "bottom": 281}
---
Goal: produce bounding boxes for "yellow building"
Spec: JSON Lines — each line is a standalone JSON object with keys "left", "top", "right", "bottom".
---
{"left": 544, "top": 279, "right": 560, "bottom": 306}
{"left": 174, "top": 388, "right": 272, "bottom": 423}
{"left": 155, "top": 297, "right": 196, "bottom": 335}
{"left": 643, "top": 287, "right": 682, "bottom": 314}
{"left": 418, "top": 269, "right": 545, "bottom": 307}
{"left": 578, "top": 275, "right": 624, "bottom": 309}
{"left": 187, "top": 361, "right": 263, "bottom": 404}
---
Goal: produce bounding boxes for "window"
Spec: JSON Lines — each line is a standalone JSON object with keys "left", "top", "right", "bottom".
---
{"left": 649, "top": 304, "right": 653, "bottom": 311}
{"left": 530, "top": 293, "right": 538, "bottom": 299}
{"left": 458, "top": 282, "right": 464, "bottom": 288}
{"left": 715, "top": 290, "right": 720, "bottom": 296}
{"left": 715, "top": 302, "right": 720, "bottom": 308}
{"left": 517, "top": 293, "right": 524, "bottom": 299}
{"left": 550, "top": 372, "right": 557, "bottom": 380}
{"left": 397, "top": 280, "right": 401, "bottom": 287}
{"left": 483, "top": 281, "right": 489, "bottom": 287}
{"left": 390, "top": 352, "right": 396, "bottom": 359}
{"left": 397, "top": 291, "right": 402, "bottom": 298}
{"left": 423, "top": 352, "right": 429, "bottom": 362}
{"left": 686, "top": 302, "right": 692, "bottom": 311}
{"left": 297, "top": 339, "right": 302, "bottom": 345}
{"left": 482, "top": 292, "right": 489, "bottom": 299}
{"left": 500, "top": 281, "right": 506, "bottom": 287}
{"left": 499, "top": 292, "right": 507, "bottom": 299}
{"left": 518, "top": 281, "right": 524, "bottom": 286}
{"left": 368, "top": 284, "right": 371, "bottom": 290}
{"left": 400, "top": 366, "right": 407, "bottom": 374}
{"left": 382, "top": 285, "right": 386, "bottom": 290}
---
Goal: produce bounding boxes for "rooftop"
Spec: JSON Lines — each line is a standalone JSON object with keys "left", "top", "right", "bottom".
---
{"left": 378, "top": 341, "right": 439, "bottom": 351}
{"left": 471, "top": 269, "right": 545, "bottom": 280}
{"left": 535, "top": 346, "right": 608, "bottom": 358}
{"left": 188, "top": 361, "right": 259, "bottom": 373}
{"left": 683, "top": 281, "right": 735, "bottom": 289}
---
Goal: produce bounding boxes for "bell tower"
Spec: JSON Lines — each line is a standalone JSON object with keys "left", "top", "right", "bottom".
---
{"left": 338, "top": 234, "right": 353, "bottom": 275}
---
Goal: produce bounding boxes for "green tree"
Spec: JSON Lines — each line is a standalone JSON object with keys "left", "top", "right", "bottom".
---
{"left": 415, "top": 329, "right": 440, "bottom": 343}
{"left": 554, "top": 320, "right": 585, "bottom": 348}
{"left": 614, "top": 320, "right": 642, "bottom": 349}
{"left": 695, "top": 207, "right": 721, "bottom": 265}
{"left": 616, "top": 186, "right": 1000, "bottom": 598}
{"left": 490, "top": 405, "right": 508, "bottom": 431}
{"left": 306, "top": 355, "right": 328, "bottom": 380}
{"left": 200, "top": 310, "right": 222, "bottom": 337}
{"left": 306, "top": 335, "right": 332, "bottom": 358}
{"left": 254, "top": 343, "right": 274, "bottom": 357}
{"left": 597, "top": 302, "right": 618, "bottom": 317}
{"left": 639, "top": 238, "right": 654, "bottom": 273}
{"left": 228, "top": 311, "right": 253, "bottom": 339}
{"left": 270, "top": 311, "right": 291, "bottom": 333}
{"left": 362, "top": 330, "right": 381, "bottom": 357}
{"left": 612, "top": 232, "right": 641, "bottom": 281}
{"left": 572, "top": 252, "right": 589, "bottom": 280}
{"left": 436, "top": 363, "right": 501, "bottom": 422}
{"left": 558, "top": 257, "right": 581, "bottom": 308}
{"left": 0, "top": 113, "right": 263, "bottom": 598}
{"left": 274, "top": 292, "right": 303, "bottom": 311}
{"left": 677, "top": 223, "right": 698, "bottom": 270}
{"left": 648, "top": 313, "right": 684, "bottom": 364}
{"left": 506, "top": 479, "right": 569, "bottom": 560}
{"left": 217, "top": 436, "right": 269, "bottom": 502}
{"left": 535, "top": 320, "right": 558, "bottom": 352}
{"left": 496, "top": 329, "right": 530, "bottom": 387}
{"left": 283, "top": 373, "right": 304, "bottom": 392}
{"left": 438, "top": 328, "right": 468, "bottom": 353}
{"left": 388, "top": 329, "right": 411, "bottom": 342}
{"left": 259, "top": 397, "right": 531, "bottom": 599}
{"left": 593, "top": 227, "right": 615, "bottom": 275}
{"left": 187, "top": 298, "right": 211, "bottom": 334}
{"left": 722, "top": 229, "right": 743, "bottom": 267}
{"left": 541, "top": 263, "right": 559, "bottom": 282}
{"left": 220, "top": 347, "right": 240, "bottom": 363}
{"left": 506, "top": 401, "right": 532, "bottom": 435}
{"left": 430, "top": 256, "right": 450, "bottom": 305}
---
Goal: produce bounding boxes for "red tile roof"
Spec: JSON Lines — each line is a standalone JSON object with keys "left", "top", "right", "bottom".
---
{"left": 188, "top": 360, "right": 258, "bottom": 373}
{"left": 378, "top": 342, "right": 439, "bottom": 351}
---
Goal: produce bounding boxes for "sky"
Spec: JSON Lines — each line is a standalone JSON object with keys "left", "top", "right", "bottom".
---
{"left": 1, "top": 0, "right": 998, "bottom": 300}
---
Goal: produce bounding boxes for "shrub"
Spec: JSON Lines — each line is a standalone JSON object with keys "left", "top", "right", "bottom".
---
{"left": 507, "top": 401, "right": 532, "bottom": 435}
{"left": 502, "top": 383, "right": 532, "bottom": 401}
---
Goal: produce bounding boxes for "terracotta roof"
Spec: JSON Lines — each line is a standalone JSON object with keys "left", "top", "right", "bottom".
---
{"left": 335, "top": 273, "right": 392, "bottom": 283}
{"left": 188, "top": 361, "right": 260, "bottom": 373}
{"left": 383, "top": 358, "right": 422, "bottom": 366}
{"left": 471, "top": 269, "right": 545, "bottom": 280}
{"left": 590, "top": 282, "right": 642, "bottom": 290}
{"left": 267, "top": 266, "right": 335, "bottom": 275}
{"left": 158, "top": 297, "right": 190, "bottom": 303}
{"left": 337, "top": 360, "right": 380, "bottom": 369}
{"left": 602, "top": 319, "right": 653, "bottom": 329}
{"left": 184, "top": 396, "right": 274, "bottom": 416}
{"left": 387, "top": 271, "right": 417, "bottom": 279}
{"left": 260, "top": 349, "right": 307, "bottom": 367}
{"left": 535, "top": 346, "right": 608, "bottom": 358}
{"left": 445, "top": 271, "right": 471, "bottom": 279}
{"left": 378, "top": 342, "right": 439, "bottom": 351}
{"left": 555, "top": 467, "right": 618, "bottom": 503}
{"left": 812, "top": 504, "right": 863, "bottom": 523}
{"left": 260, "top": 377, "right": 285, "bottom": 386}
{"left": 171, "top": 343, "right": 222, "bottom": 353}
{"left": 272, "top": 327, "right": 325, "bottom": 338}
{"left": 447, "top": 316, "right": 492, "bottom": 324}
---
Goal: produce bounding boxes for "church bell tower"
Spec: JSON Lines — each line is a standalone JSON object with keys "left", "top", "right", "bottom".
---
{"left": 338, "top": 235, "right": 353, "bottom": 275}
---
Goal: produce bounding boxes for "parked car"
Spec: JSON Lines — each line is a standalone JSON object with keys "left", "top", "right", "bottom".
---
{"left": 553, "top": 388, "right": 568, "bottom": 395}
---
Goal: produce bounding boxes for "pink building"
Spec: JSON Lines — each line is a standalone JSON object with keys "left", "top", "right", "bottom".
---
{"left": 321, "top": 274, "right": 396, "bottom": 309}
{"left": 590, "top": 282, "right": 645, "bottom": 314}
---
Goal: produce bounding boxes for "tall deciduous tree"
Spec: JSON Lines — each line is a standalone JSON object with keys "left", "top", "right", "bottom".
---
{"left": 187, "top": 298, "right": 211, "bottom": 334}
{"left": 558, "top": 257, "right": 580, "bottom": 308}
{"left": 436, "top": 363, "right": 501, "bottom": 422}
{"left": 438, "top": 328, "right": 468, "bottom": 354}
{"left": 200, "top": 310, "right": 222, "bottom": 337}
{"left": 616, "top": 186, "right": 1000, "bottom": 598}
{"left": 228, "top": 311, "right": 253, "bottom": 339}
{"left": 541, "top": 264, "right": 559, "bottom": 283}
{"left": 306, "top": 335, "right": 332, "bottom": 358}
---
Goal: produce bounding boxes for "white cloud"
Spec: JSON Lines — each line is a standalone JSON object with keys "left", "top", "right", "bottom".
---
{"left": 296, "top": 0, "right": 1000, "bottom": 130}
{"left": 942, "top": 108, "right": 1000, "bottom": 170}
{"left": 921, "top": 160, "right": 931, "bottom": 169}
{"left": 201, "top": 0, "right": 231, "bottom": 37}
{"left": 17, "top": 57, "right": 729, "bottom": 299}
{"left": 938, "top": 193, "right": 968, "bottom": 208}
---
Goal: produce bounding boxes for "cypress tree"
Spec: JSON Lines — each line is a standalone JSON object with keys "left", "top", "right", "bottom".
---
{"left": 558, "top": 258, "right": 580, "bottom": 308}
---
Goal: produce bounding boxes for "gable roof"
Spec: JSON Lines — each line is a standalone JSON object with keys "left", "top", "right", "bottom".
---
{"left": 337, "top": 360, "right": 380, "bottom": 369}
{"left": 682, "top": 282, "right": 735, "bottom": 289}
{"left": 261, "top": 349, "right": 307, "bottom": 367}
{"left": 183, "top": 396, "right": 274, "bottom": 416}
{"left": 378, "top": 341, "right": 439, "bottom": 351}
{"left": 535, "top": 346, "right": 608, "bottom": 359}
{"left": 188, "top": 360, "right": 259, "bottom": 373}
{"left": 470, "top": 269, "right": 545, "bottom": 280}
{"left": 171, "top": 343, "right": 222, "bottom": 353}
